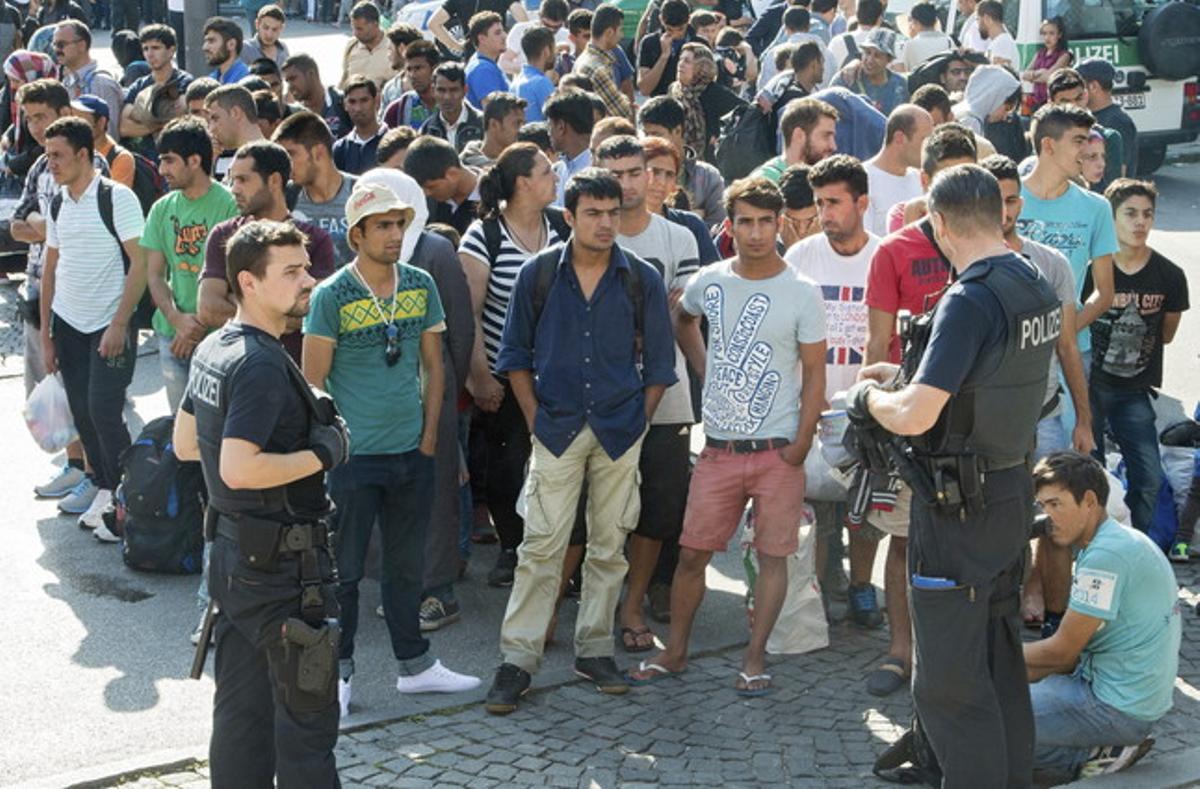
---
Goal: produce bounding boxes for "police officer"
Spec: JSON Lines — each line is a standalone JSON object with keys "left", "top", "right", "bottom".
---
{"left": 847, "top": 165, "right": 1062, "bottom": 787}
{"left": 173, "top": 220, "right": 350, "bottom": 789}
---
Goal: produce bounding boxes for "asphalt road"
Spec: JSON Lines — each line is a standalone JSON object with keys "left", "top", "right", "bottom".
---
{"left": 1, "top": 18, "right": 1198, "bottom": 787}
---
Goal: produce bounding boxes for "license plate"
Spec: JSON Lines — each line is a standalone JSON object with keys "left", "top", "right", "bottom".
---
{"left": 1117, "top": 92, "right": 1146, "bottom": 110}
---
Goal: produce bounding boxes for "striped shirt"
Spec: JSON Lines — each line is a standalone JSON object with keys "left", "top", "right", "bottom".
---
{"left": 45, "top": 174, "right": 144, "bottom": 333}
{"left": 459, "top": 215, "right": 569, "bottom": 370}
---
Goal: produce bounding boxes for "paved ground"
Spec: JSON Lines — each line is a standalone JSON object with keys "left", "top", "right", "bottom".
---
{"left": 64, "top": 561, "right": 1200, "bottom": 787}
{"left": 3, "top": 15, "right": 1200, "bottom": 789}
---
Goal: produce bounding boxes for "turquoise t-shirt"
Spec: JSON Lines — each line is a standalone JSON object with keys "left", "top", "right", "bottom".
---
{"left": 304, "top": 262, "right": 446, "bottom": 455}
{"left": 139, "top": 182, "right": 238, "bottom": 338}
{"left": 1016, "top": 182, "right": 1119, "bottom": 354}
{"left": 1069, "top": 518, "right": 1182, "bottom": 721}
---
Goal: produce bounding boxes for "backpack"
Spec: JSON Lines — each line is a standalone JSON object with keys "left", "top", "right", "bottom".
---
{"left": 837, "top": 31, "right": 861, "bottom": 67}
{"left": 480, "top": 206, "right": 571, "bottom": 266}
{"left": 49, "top": 177, "right": 155, "bottom": 329}
{"left": 527, "top": 246, "right": 645, "bottom": 344}
{"left": 116, "top": 416, "right": 206, "bottom": 575}
{"left": 715, "top": 103, "right": 777, "bottom": 182}
{"left": 105, "top": 145, "right": 168, "bottom": 215}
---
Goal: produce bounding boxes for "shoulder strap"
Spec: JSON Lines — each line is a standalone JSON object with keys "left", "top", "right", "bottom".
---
{"left": 104, "top": 145, "right": 117, "bottom": 166}
{"left": 49, "top": 191, "right": 63, "bottom": 222}
{"left": 96, "top": 178, "right": 132, "bottom": 273}
{"left": 619, "top": 260, "right": 645, "bottom": 341}
{"left": 530, "top": 253, "right": 559, "bottom": 326}
{"left": 843, "top": 32, "right": 860, "bottom": 64}
{"left": 543, "top": 206, "right": 571, "bottom": 242}
{"left": 482, "top": 216, "right": 502, "bottom": 264}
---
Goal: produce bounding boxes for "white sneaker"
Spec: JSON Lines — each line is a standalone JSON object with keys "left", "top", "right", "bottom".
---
{"left": 93, "top": 520, "right": 121, "bottom": 543}
{"left": 338, "top": 678, "right": 352, "bottom": 718}
{"left": 396, "top": 660, "right": 482, "bottom": 694}
{"left": 35, "top": 465, "right": 85, "bottom": 498}
{"left": 78, "top": 489, "right": 113, "bottom": 530}
{"left": 58, "top": 477, "right": 98, "bottom": 514}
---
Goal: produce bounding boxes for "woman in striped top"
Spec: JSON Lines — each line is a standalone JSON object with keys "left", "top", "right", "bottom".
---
{"left": 458, "top": 142, "right": 567, "bottom": 584}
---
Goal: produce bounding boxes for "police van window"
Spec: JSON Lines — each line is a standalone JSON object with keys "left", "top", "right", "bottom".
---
{"left": 1043, "top": 0, "right": 1142, "bottom": 39}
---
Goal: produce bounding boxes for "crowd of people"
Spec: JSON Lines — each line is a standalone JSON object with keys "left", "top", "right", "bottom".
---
{"left": 6, "top": 0, "right": 1194, "bottom": 785}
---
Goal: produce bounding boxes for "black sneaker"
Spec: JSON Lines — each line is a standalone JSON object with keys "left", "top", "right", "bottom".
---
{"left": 419, "top": 597, "right": 461, "bottom": 632}
{"left": 574, "top": 656, "right": 629, "bottom": 695}
{"left": 484, "top": 663, "right": 531, "bottom": 715}
{"left": 848, "top": 583, "right": 884, "bottom": 628}
{"left": 488, "top": 549, "right": 517, "bottom": 587}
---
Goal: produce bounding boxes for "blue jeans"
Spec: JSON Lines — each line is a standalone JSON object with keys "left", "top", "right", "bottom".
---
{"left": 157, "top": 333, "right": 191, "bottom": 414}
{"left": 1032, "top": 671, "right": 1154, "bottom": 777}
{"left": 329, "top": 450, "right": 436, "bottom": 680}
{"left": 1090, "top": 381, "right": 1163, "bottom": 533}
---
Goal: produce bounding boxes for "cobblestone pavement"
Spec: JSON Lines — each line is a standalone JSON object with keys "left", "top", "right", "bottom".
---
{"left": 102, "top": 563, "right": 1200, "bottom": 789}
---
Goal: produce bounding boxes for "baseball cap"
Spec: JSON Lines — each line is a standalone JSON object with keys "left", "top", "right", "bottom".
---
{"left": 345, "top": 183, "right": 416, "bottom": 246}
{"left": 1076, "top": 57, "right": 1117, "bottom": 86}
{"left": 70, "top": 94, "right": 109, "bottom": 123}
{"left": 861, "top": 28, "right": 897, "bottom": 59}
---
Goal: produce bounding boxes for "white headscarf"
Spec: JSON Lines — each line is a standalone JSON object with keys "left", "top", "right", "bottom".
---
{"left": 358, "top": 167, "right": 430, "bottom": 264}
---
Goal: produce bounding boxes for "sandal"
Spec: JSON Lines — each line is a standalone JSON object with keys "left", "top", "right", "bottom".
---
{"left": 736, "top": 672, "right": 774, "bottom": 697}
{"left": 626, "top": 660, "right": 684, "bottom": 685}
{"left": 620, "top": 626, "right": 656, "bottom": 653}
{"left": 866, "top": 657, "right": 909, "bottom": 697}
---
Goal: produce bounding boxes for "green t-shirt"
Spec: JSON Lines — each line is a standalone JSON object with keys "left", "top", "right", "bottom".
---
{"left": 614, "top": 0, "right": 652, "bottom": 41}
{"left": 753, "top": 155, "right": 787, "bottom": 184}
{"left": 140, "top": 182, "right": 238, "bottom": 338}
{"left": 304, "top": 262, "right": 446, "bottom": 455}
{"left": 1070, "top": 518, "right": 1182, "bottom": 721}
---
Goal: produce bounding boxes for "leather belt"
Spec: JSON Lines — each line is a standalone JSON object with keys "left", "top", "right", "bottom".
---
{"left": 705, "top": 437, "right": 791, "bottom": 454}
{"left": 215, "top": 517, "right": 328, "bottom": 552}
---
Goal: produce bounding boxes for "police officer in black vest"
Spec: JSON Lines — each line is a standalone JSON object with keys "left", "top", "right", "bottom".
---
{"left": 173, "top": 220, "right": 349, "bottom": 789}
{"left": 846, "top": 165, "right": 1062, "bottom": 787}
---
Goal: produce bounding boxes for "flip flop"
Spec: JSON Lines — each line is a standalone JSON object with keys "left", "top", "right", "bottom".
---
{"left": 736, "top": 672, "right": 774, "bottom": 697}
{"left": 866, "top": 658, "right": 909, "bottom": 697}
{"left": 620, "top": 626, "right": 656, "bottom": 653}
{"left": 626, "top": 660, "right": 683, "bottom": 686}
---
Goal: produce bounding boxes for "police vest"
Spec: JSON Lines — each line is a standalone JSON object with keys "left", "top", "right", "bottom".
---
{"left": 189, "top": 324, "right": 315, "bottom": 519}
{"left": 912, "top": 254, "right": 1062, "bottom": 466}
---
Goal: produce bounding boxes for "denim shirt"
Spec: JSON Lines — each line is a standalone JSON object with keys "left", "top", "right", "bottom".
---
{"left": 496, "top": 242, "right": 678, "bottom": 460}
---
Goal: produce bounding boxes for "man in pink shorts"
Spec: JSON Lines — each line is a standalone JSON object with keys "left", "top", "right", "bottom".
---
{"left": 628, "top": 176, "right": 828, "bottom": 696}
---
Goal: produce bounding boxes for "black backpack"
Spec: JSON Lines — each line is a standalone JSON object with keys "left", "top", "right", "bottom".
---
{"left": 105, "top": 145, "right": 168, "bottom": 215}
{"left": 116, "top": 416, "right": 206, "bottom": 575}
{"left": 480, "top": 206, "right": 571, "bottom": 265}
{"left": 49, "top": 177, "right": 155, "bottom": 330}
{"left": 715, "top": 103, "right": 777, "bottom": 182}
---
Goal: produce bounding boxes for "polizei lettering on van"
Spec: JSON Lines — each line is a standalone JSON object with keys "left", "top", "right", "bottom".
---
{"left": 1019, "top": 307, "right": 1062, "bottom": 350}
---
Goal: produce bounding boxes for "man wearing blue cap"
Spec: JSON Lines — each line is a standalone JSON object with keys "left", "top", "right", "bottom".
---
{"left": 71, "top": 94, "right": 135, "bottom": 189}
{"left": 1077, "top": 58, "right": 1138, "bottom": 178}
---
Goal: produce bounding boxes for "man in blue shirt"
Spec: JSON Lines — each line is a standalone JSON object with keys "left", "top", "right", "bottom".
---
{"left": 1027, "top": 451, "right": 1180, "bottom": 780}
{"left": 484, "top": 169, "right": 677, "bottom": 715}
{"left": 465, "top": 11, "right": 511, "bottom": 108}
{"left": 512, "top": 26, "right": 556, "bottom": 122}
{"left": 203, "top": 17, "right": 251, "bottom": 85}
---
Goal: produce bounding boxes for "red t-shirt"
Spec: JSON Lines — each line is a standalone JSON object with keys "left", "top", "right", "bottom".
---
{"left": 864, "top": 219, "right": 951, "bottom": 362}
{"left": 202, "top": 214, "right": 337, "bottom": 363}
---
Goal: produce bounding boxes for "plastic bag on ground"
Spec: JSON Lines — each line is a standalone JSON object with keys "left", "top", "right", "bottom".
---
{"left": 742, "top": 504, "right": 830, "bottom": 655}
{"left": 23, "top": 373, "right": 77, "bottom": 453}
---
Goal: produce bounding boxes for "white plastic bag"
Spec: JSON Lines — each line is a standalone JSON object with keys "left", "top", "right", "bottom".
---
{"left": 23, "top": 373, "right": 78, "bottom": 453}
{"left": 742, "top": 505, "right": 829, "bottom": 655}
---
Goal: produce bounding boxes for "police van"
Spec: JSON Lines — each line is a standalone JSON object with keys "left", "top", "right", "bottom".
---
{"left": 891, "top": 0, "right": 1200, "bottom": 174}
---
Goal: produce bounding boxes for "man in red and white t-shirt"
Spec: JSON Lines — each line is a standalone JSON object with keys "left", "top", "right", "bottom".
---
{"left": 784, "top": 154, "right": 883, "bottom": 643}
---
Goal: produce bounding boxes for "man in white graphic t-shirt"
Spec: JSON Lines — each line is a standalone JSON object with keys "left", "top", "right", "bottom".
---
{"left": 629, "top": 176, "right": 827, "bottom": 697}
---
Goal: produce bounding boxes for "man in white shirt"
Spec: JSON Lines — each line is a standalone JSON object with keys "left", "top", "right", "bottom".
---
{"left": 38, "top": 117, "right": 146, "bottom": 534}
{"left": 863, "top": 104, "right": 932, "bottom": 236}
{"left": 783, "top": 155, "right": 889, "bottom": 645}
{"left": 903, "top": 2, "right": 955, "bottom": 72}
{"left": 956, "top": 0, "right": 987, "bottom": 53}
{"left": 596, "top": 135, "right": 700, "bottom": 653}
{"left": 978, "top": 0, "right": 1018, "bottom": 68}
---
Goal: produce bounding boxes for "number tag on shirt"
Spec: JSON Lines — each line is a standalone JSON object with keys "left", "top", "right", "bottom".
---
{"left": 1071, "top": 567, "right": 1118, "bottom": 613}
